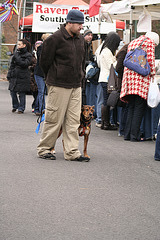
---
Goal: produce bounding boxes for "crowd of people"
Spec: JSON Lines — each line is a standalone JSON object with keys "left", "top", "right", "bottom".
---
{"left": 84, "top": 29, "right": 160, "bottom": 140}
{"left": 6, "top": 9, "right": 160, "bottom": 162}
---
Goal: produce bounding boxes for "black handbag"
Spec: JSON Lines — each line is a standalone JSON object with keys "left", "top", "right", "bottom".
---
{"left": 107, "top": 90, "right": 120, "bottom": 108}
{"left": 107, "top": 64, "right": 118, "bottom": 93}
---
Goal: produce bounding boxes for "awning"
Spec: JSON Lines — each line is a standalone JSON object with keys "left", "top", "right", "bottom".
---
{"left": 19, "top": 14, "right": 33, "bottom": 27}
{"left": 19, "top": 14, "right": 125, "bottom": 30}
{"left": 116, "top": 20, "right": 125, "bottom": 30}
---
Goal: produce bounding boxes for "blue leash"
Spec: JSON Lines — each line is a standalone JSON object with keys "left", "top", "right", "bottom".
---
{"left": 35, "top": 84, "right": 46, "bottom": 134}
{"left": 35, "top": 113, "right": 45, "bottom": 134}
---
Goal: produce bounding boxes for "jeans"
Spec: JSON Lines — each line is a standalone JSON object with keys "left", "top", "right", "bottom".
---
{"left": 110, "top": 108, "right": 118, "bottom": 125}
{"left": 118, "top": 105, "right": 128, "bottom": 136}
{"left": 152, "top": 103, "right": 160, "bottom": 136}
{"left": 140, "top": 105, "right": 152, "bottom": 140}
{"left": 154, "top": 123, "right": 160, "bottom": 160}
{"left": 140, "top": 104, "right": 160, "bottom": 139}
{"left": 124, "top": 95, "right": 147, "bottom": 141}
{"left": 10, "top": 91, "right": 26, "bottom": 112}
{"left": 31, "top": 91, "right": 38, "bottom": 110}
{"left": 101, "top": 82, "right": 110, "bottom": 124}
{"left": 85, "top": 81, "right": 97, "bottom": 117}
{"left": 96, "top": 83, "right": 103, "bottom": 123}
{"left": 34, "top": 75, "right": 45, "bottom": 113}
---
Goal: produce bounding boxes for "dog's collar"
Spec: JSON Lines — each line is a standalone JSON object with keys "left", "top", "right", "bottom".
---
{"left": 79, "top": 122, "right": 91, "bottom": 136}
{"left": 81, "top": 114, "right": 92, "bottom": 123}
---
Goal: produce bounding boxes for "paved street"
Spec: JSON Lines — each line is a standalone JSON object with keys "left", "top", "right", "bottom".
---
{"left": 1, "top": 80, "right": 160, "bottom": 240}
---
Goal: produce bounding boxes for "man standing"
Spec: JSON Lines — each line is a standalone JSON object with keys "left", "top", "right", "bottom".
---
{"left": 37, "top": 10, "right": 90, "bottom": 162}
{"left": 34, "top": 40, "right": 44, "bottom": 116}
{"left": 84, "top": 29, "right": 94, "bottom": 67}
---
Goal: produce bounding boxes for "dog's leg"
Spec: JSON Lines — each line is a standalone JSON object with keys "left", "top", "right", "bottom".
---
{"left": 62, "top": 139, "right": 65, "bottom": 152}
{"left": 51, "top": 148, "right": 56, "bottom": 154}
{"left": 58, "top": 127, "right": 62, "bottom": 138}
{"left": 84, "top": 134, "right": 90, "bottom": 159}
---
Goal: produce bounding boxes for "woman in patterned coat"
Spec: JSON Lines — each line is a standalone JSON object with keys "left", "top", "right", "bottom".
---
{"left": 120, "top": 32, "right": 159, "bottom": 141}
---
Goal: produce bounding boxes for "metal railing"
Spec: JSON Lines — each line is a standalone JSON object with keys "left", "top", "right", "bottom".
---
{"left": 0, "top": 59, "right": 10, "bottom": 79}
{"left": 0, "top": 59, "right": 10, "bottom": 71}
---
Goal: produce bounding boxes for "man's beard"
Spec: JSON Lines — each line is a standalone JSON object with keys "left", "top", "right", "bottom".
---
{"left": 71, "top": 30, "right": 80, "bottom": 37}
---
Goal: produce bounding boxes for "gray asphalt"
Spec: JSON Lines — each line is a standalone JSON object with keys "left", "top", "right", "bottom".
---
{"left": 1, "top": 80, "right": 160, "bottom": 240}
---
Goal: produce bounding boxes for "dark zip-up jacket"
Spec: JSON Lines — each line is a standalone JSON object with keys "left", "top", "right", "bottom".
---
{"left": 34, "top": 44, "right": 44, "bottom": 77}
{"left": 116, "top": 44, "right": 128, "bottom": 91}
{"left": 85, "top": 41, "right": 94, "bottom": 67}
{"left": 40, "top": 24, "right": 86, "bottom": 89}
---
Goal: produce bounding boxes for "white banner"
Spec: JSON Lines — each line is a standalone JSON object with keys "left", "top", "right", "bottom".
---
{"left": 32, "top": 2, "right": 116, "bottom": 34}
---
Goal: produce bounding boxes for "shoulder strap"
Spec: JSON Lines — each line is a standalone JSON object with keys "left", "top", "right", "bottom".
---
{"left": 139, "top": 37, "right": 148, "bottom": 48}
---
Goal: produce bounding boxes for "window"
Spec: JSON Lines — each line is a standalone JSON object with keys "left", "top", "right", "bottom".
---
{"left": 25, "top": 0, "right": 40, "bottom": 15}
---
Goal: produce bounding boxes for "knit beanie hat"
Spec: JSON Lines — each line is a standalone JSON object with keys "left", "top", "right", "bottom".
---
{"left": 84, "top": 29, "right": 93, "bottom": 37}
{"left": 66, "top": 10, "right": 84, "bottom": 24}
{"left": 35, "top": 41, "right": 43, "bottom": 47}
{"left": 145, "top": 32, "right": 159, "bottom": 45}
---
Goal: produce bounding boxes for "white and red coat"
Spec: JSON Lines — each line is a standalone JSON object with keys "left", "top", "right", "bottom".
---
{"left": 120, "top": 35, "right": 156, "bottom": 102}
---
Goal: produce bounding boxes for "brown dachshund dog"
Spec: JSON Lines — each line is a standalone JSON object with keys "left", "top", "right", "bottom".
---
{"left": 51, "top": 105, "right": 95, "bottom": 159}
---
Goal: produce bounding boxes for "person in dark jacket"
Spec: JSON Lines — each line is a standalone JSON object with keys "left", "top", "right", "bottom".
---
{"left": 154, "top": 123, "right": 160, "bottom": 161}
{"left": 84, "top": 29, "right": 94, "bottom": 67}
{"left": 29, "top": 52, "right": 38, "bottom": 112}
{"left": 7, "top": 39, "right": 32, "bottom": 114}
{"left": 34, "top": 34, "right": 51, "bottom": 116}
{"left": 37, "top": 10, "right": 89, "bottom": 162}
{"left": 116, "top": 43, "right": 129, "bottom": 136}
{"left": 34, "top": 40, "right": 45, "bottom": 116}
{"left": 116, "top": 44, "right": 128, "bottom": 92}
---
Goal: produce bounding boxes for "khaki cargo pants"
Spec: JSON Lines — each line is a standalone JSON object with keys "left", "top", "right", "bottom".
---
{"left": 37, "top": 85, "right": 81, "bottom": 160}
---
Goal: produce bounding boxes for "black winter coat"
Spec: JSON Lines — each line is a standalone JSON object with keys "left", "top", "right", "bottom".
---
{"left": 29, "top": 54, "right": 38, "bottom": 93}
{"left": 7, "top": 47, "right": 32, "bottom": 92}
{"left": 85, "top": 41, "right": 94, "bottom": 67}
{"left": 34, "top": 44, "right": 44, "bottom": 77}
{"left": 116, "top": 44, "right": 128, "bottom": 91}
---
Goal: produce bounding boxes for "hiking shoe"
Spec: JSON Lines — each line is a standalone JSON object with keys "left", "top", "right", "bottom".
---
{"left": 153, "top": 134, "right": 157, "bottom": 141}
{"left": 73, "top": 155, "right": 90, "bottom": 162}
{"left": 96, "top": 122, "right": 101, "bottom": 128}
{"left": 35, "top": 112, "right": 41, "bottom": 116}
{"left": 103, "top": 124, "right": 117, "bottom": 130}
{"left": 39, "top": 152, "right": 56, "bottom": 160}
{"left": 17, "top": 111, "right": 24, "bottom": 114}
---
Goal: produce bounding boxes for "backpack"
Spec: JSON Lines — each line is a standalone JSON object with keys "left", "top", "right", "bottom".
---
{"left": 85, "top": 61, "right": 100, "bottom": 85}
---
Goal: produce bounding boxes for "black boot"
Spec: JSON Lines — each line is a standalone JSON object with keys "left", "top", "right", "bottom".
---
{"left": 108, "top": 124, "right": 118, "bottom": 130}
{"left": 101, "top": 105, "right": 110, "bottom": 130}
